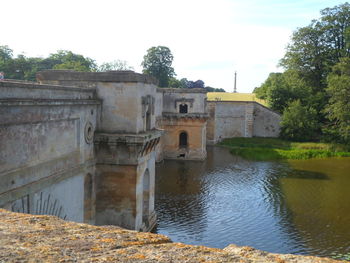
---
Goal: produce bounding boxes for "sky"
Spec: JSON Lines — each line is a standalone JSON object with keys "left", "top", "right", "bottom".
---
{"left": 1, "top": 0, "right": 346, "bottom": 92}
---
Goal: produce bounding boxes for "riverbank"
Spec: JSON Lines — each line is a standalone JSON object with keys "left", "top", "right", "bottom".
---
{"left": 0, "top": 209, "right": 343, "bottom": 262}
{"left": 219, "top": 138, "right": 350, "bottom": 161}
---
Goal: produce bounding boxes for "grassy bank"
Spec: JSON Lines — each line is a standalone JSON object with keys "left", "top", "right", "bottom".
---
{"left": 219, "top": 138, "right": 350, "bottom": 161}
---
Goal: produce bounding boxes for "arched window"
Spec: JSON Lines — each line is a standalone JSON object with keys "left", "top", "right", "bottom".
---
{"left": 179, "top": 132, "right": 188, "bottom": 148}
{"left": 179, "top": 103, "right": 188, "bottom": 113}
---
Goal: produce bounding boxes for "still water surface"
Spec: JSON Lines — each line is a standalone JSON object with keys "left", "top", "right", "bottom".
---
{"left": 155, "top": 146, "right": 350, "bottom": 258}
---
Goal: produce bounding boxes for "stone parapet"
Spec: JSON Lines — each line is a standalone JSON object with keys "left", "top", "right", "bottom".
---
{"left": 0, "top": 209, "right": 341, "bottom": 263}
{"left": 0, "top": 80, "right": 96, "bottom": 100}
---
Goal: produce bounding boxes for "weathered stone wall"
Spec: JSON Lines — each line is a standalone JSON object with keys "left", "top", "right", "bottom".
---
{"left": 253, "top": 103, "right": 280, "bottom": 137}
{"left": 207, "top": 101, "right": 281, "bottom": 143}
{"left": 0, "top": 80, "right": 99, "bottom": 224}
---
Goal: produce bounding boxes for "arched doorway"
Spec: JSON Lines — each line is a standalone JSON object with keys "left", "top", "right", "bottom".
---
{"left": 179, "top": 131, "right": 188, "bottom": 148}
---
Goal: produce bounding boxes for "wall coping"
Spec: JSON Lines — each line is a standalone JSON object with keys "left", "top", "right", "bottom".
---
{"left": 36, "top": 70, "right": 158, "bottom": 85}
{"left": 0, "top": 80, "right": 95, "bottom": 93}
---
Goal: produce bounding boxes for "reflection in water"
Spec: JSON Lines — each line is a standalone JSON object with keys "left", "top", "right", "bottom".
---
{"left": 155, "top": 146, "right": 350, "bottom": 258}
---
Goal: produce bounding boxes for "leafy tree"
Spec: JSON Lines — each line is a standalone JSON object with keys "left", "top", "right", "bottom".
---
{"left": 280, "top": 100, "right": 320, "bottom": 141}
{"left": 255, "top": 71, "right": 312, "bottom": 113}
{"left": 141, "top": 46, "right": 175, "bottom": 87}
{"left": 0, "top": 45, "right": 15, "bottom": 78}
{"left": 325, "top": 57, "right": 350, "bottom": 143}
{"left": 98, "top": 60, "right": 134, "bottom": 71}
{"left": 280, "top": 3, "right": 350, "bottom": 92}
{"left": 48, "top": 50, "right": 97, "bottom": 72}
{"left": 168, "top": 77, "right": 184, "bottom": 88}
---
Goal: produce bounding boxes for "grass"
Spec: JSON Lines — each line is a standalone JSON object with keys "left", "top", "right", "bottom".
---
{"left": 219, "top": 137, "right": 350, "bottom": 161}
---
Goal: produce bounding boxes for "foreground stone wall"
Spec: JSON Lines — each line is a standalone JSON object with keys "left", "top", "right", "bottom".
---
{"left": 0, "top": 80, "right": 99, "bottom": 224}
{"left": 0, "top": 209, "right": 342, "bottom": 262}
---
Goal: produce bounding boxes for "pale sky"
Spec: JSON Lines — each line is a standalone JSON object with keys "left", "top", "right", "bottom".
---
{"left": 1, "top": 0, "right": 346, "bottom": 92}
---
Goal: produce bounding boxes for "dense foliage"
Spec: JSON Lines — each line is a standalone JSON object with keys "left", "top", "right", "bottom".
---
{"left": 0, "top": 46, "right": 136, "bottom": 81}
{"left": 254, "top": 3, "right": 350, "bottom": 144}
{"left": 0, "top": 46, "right": 97, "bottom": 81}
{"left": 141, "top": 46, "right": 175, "bottom": 87}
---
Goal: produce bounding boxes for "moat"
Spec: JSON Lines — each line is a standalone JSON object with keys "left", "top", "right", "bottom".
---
{"left": 155, "top": 146, "right": 350, "bottom": 259}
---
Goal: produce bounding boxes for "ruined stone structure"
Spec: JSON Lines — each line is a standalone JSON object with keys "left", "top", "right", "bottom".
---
{"left": 206, "top": 100, "right": 281, "bottom": 145}
{"left": 156, "top": 88, "right": 208, "bottom": 161}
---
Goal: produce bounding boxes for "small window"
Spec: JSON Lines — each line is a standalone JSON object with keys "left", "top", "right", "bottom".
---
{"left": 179, "top": 132, "right": 188, "bottom": 148}
{"left": 179, "top": 104, "right": 188, "bottom": 113}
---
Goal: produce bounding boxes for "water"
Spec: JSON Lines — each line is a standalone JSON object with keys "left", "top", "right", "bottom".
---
{"left": 155, "top": 146, "right": 350, "bottom": 259}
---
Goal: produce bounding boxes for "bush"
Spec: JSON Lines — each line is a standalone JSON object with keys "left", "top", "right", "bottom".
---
{"left": 280, "top": 100, "right": 320, "bottom": 141}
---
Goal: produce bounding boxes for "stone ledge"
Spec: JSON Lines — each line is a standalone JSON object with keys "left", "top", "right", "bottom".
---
{"left": 36, "top": 70, "right": 159, "bottom": 85}
{"left": 157, "top": 88, "right": 207, "bottom": 93}
{"left": 0, "top": 99, "right": 101, "bottom": 106}
{"left": 0, "top": 79, "right": 96, "bottom": 92}
{"left": 0, "top": 209, "right": 342, "bottom": 262}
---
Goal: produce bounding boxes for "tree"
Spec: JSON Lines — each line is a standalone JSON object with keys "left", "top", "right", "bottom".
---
{"left": 98, "top": 60, "right": 134, "bottom": 71}
{"left": 325, "top": 57, "right": 350, "bottom": 143}
{"left": 48, "top": 50, "right": 97, "bottom": 72}
{"left": 280, "top": 3, "right": 350, "bottom": 92}
{"left": 141, "top": 46, "right": 175, "bottom": 87}
{"left": 254, "top": 71, "right": 312, "bottom": 113}
{"left": 280, "top": 100, "right": 320, "bottom": 141}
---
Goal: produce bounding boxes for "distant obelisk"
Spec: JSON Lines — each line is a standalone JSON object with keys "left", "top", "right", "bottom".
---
{"left": 234, "top": 71, "right": 237, "bottom": 93}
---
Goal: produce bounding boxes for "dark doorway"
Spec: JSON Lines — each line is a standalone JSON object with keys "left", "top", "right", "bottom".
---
{"left": 179, "top": 104, "right": 188, "bottom": 113}
{"left": 179, "top": 132, "right": 188, "bottom": 148}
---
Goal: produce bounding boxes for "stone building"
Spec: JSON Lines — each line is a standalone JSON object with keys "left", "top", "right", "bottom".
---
{"left": 156, "top": 88, "right": 208, "bottom": 161}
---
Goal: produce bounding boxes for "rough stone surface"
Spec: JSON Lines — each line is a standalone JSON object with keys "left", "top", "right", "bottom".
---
{"left": 0, "top": 209, "right": 343, "bottom": 262}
